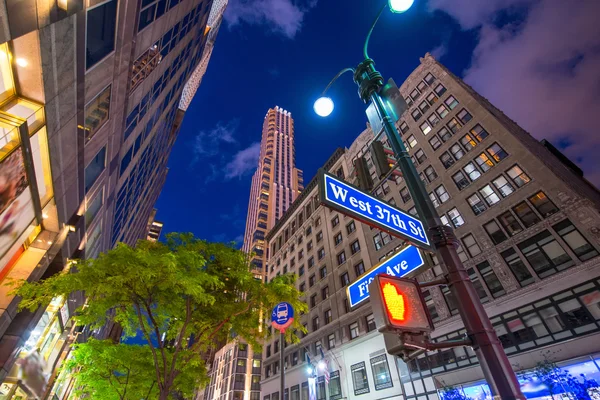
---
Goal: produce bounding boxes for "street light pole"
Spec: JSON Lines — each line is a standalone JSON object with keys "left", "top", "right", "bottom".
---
{"left": 315, "top": 2, "right": 526, "bottom": 398}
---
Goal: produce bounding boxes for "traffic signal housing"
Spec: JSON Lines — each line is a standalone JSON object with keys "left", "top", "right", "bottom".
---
{"left": 370, "top": 141, "right": 402, "bottom": 179}
{"left": 369, "top": 275, "right": 432, "bottom": 334}
{"left": 354, "top": 156, "right": 373, "bottom": 191}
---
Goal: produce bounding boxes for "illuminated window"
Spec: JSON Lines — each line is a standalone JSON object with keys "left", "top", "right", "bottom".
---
{"left": 528, "top": 191, "right": 558, "bottom": 217}
{"left": 487, "top": 142, "right": 509, "bottom": 162}
{"left": 370, "top": 355, "right": 393, "bottom": 390}
{"left": 84, "top": 85, "right": 111, "bottom": 142}
{"left": 85, "top": 187, "right": 104, "bottom": 226}
{"left": 492, "top": 175, "right": 515, "bottom": 197}
{"left": 131, "top": 44, "right": 162, "bottom": 92}
{"left": 349, "top": 322, "right": 359, "bottom": 339}
{"left": 475, "top": 152, "right": 494, "bottom": 172}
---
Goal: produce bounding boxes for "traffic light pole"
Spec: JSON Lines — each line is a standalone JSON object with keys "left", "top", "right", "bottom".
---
{"left": 353, "top": 59, "right": 526, "bottom": 399}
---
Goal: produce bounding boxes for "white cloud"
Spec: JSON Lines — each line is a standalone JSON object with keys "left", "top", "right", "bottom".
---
{"left": 429, "top": 0, "right": 600, "bottom": 187}
{"left": 192, "top": 120, "right": 239, "bottom": 161}
{"left": 224, "top": 0, "right": 317, "bottom": 39}
{"left": 224, "top": 142, "right": 261, "bottom": 179}
{"left": 430, "top": 43, "right": 447, "bottom": 60}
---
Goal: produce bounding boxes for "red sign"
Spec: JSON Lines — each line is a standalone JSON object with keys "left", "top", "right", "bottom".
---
{"left": 369, "top": 275, "right": 432, "bottom": 333}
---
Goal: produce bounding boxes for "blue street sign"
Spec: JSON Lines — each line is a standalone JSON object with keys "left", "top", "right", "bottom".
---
{"left": 271, "top": 302, "right": 294, "bottom": 332}
{"left": 318, "top": 170, "right": 430, "bottom": 249}
{"left": 347, "top": 245, "right": 425, "bottom": 308}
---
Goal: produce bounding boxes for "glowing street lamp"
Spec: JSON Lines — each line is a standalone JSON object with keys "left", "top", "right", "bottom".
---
{"left": 388, "top": 0, "right": 414, "bottom": 13}
{"left": 313, "top": 97, "right": 334, "bottom": 117}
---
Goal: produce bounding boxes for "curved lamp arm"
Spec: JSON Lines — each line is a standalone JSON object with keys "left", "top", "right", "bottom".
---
{"left": 363, "top": 2, "right": 389, "bottom": 60}
{"left": 321, "top": 67, "right": 356, "bottom": 96}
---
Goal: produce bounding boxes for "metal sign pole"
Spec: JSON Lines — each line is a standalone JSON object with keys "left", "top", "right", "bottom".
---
{"left": 280, "top": 331, "right": 285, "bottom": 399}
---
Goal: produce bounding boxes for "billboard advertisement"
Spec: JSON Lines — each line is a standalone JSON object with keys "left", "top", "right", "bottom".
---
{"left": 0, "top": 148, "right": 35, "bottom": 259}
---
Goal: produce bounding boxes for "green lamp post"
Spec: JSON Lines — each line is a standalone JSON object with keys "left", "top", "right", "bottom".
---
{"left": 314, "top": 1, "right": 525, "bottom": 398}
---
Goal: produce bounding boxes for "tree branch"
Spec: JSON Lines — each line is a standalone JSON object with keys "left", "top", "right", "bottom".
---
{"left": 142, "top": 300, "right": 168, "bottom": 379}
{"left": 134, "top": 301, "right": 164, "bottom": 394}
{"left": 167, "top": 296, "right": 192, "bottom": 387}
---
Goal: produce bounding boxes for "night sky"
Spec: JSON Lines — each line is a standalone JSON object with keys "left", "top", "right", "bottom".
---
{"left": 155, "top": 0, "right": 600, "bottom": 245}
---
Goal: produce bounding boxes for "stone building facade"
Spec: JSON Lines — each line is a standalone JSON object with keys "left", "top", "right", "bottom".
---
{"left": 258, "top": 54, "right": 600, "bottom": 400}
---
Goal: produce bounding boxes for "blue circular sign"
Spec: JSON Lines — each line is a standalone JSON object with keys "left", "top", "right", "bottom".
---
{"left": 271, "top": 302, "right": 294, "bottom": 332}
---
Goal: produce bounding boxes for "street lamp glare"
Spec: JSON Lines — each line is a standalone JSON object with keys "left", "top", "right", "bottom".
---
{"left": 388, "top": 0, "right": 414, "bottom": 13}
{"left": 307, "top": 367, "right": 313, "bottom": 374}
{"left": 318, "top": 361, "right": 326, "bottom": 370}
{"left": 314, "top": 97, "right": 334, "bottom": 117}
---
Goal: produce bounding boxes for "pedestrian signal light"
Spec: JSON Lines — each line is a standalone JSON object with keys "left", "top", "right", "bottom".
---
{"left": 369, "top": 275, "right": 432, "bottom": 333}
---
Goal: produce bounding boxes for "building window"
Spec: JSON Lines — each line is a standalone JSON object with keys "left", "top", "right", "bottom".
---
{"left": 450, "top": 143, "right": 465, "bottom": 160}
{"left": 506, "top": 165, "right": 531, "bottom": 187}
{"left": 419, "top": 101, "right": 430, "bottom": 114}
{"left": 429, "top": 135, "right": 442, "bottom": 150}
{"left": 324, "top": 309, "right": 332, "bottom": 324}
{"left": 457, "top": 108, "right": 473, "bottom": 124}
{"left": 334, "top": 232, "right": 342, "bottom": 246}
{"left": 438, "top": 126, "right": 452, "bottom": 142}
{"left": 476, "top": 261, "right": 506, "bottom": 298}
{"left": 424, "top": 72, "right": 436, "bottom": 85}
{"left": 318, "top": 248, "right": 325, "bottom": 260}
{"left": 460, "top": 133, "right": 478, "bottom": 151}
{"left": 327, "top": 333, "right": 336, "bottom": 350}
{"left": 444, "top": 95, "right": 458, "bottom": 109}
{"left": 410, "top": 88, "right": 420, "bottom": 100}
{"left": 355, "top": 261, "right": 365, "bottom": 276}
{"left": 474, "top": 153, "right": 494, "bottom": 173}
{"left": 434, "top": 83, "right": 446, "bottom": 96}
{"left": 85, "top": 187, "right": 104, "bottom": 226}
{"left": 484, "top": 220, "right": 507, "bottom": 245}
{"left": 407, "top": 135, "right": 417, "bottom": 148}
{"left": 85, "top": 146, "right": 106, "bottom": 193}
{"left": 463, "top": 162, "right": 481, "bottom": 182}
{"left": 479, "top": 184, "right": 500, "bottom": 206}
{"left": 529, "top": 191, "right": 558, "bottom": 217}
{"left": 487, "top": 143, "right": 508, "bottom": 162}
{"left": 370, "top": 355, "right": 393, "bottom": 390}
{"left": 435, "top": 185, "right": 450, "bottom": 203}
{"left": 350, "top": 240, "right": 361, "bottom": 254}
{"left": 466, "top": 193, "right": 486, "bottom": 215}
{"left": 308, "top": 256, "right": 315, "bottom": 268}
{"left": 442, "top": 286, "right": 458, "bottom": 314}
{"left": 329, "top": 371, "right": 342, "bottom": 399}
{"left": 331, "top": 215, "right": 339, "bottom": 227}
{"left": 447, "top": 118, "right": 461, "bottom": 134}
{"left": 492, "top": 175, "right": 515, "bottom": 197}
{"left": 462, "top": 234, "right": 482, "bottom": 257}
{"left": 340, "top": 272, "right": 350, "bottom": 287}
{"left": 422, "top": 290, "right": 439, "bottom": 321}
{"left": 501, "top": 248, "right": 534, "bottom": 287}
{"left": 553, "top": 219, "right": 599, "bottom": 261}
{"left": 452, "top": 171, "right": 470, "bottom": 190}
{"left": 348, "top": 322, "right": 359, "bottom": 340}
{"left": 415, "top": 149, "right": 427, "bottom": 164}
{"left": 513, "top": 201, "right": 541, "bottom": 227}
{"left": 310, "top": 294, "right": 317, "bottom": 307}
{"left": 428, "top": 114, "right": 441, "bottom": 128}
{"left": 436, "top": 104, "right": 449, "bottom": 118}
{"left": 411, "top": 109, "right": 422, "bottom": 122}
{"left": 86, "top": 0, "right": 118, "bottom": 69}
{"left": 470, "top": 124, "right": 489, "bottom": 141}
{"left": 299, "top": 249, "right": 305, "bottom": 260}
{"left": 448, "top": 208, "right": 464, "bottom": 228}
{"left": 518, "top": 230, "right": 574, "bottom": 278}
{"left": 299, "top": 282, "right": 306, "bottom": 292}
{"left": 439, "top": 151, "right": 455, "bottom": 169}
{"left": 84, "top": 86, "right": 111, "bottom": 141}
{"left": 316, "top": 231, "right": 323, "bottom": 242}
{"left": 309, "top": 275, "right": 316, "bottom": 287}
{"left": 426, "top": 92, "right": 438, "bottom": 105}
{"left": 320, "top": 266, "right": 327, "bottom": 279}
{"left": 346, "top": 221, "right": 356, "bottom": 234}
{"left": 498, "top": 211, "right": 523, "bottom": 236}
{"left": 400, "top": 121, "right": 409, "bottom": 134}
{"left": 337, "top": 251, "right": 346, "bottom": 265}
{"left": 468, "top": 268, "right": 489, "bottom": 302}
{"left": 400, "top": 187, "right": 411, "bottom": 203}
{"left": 366, "top": 314, "right": 376, "bottom": 332}
{"left": 420, "top": 121, "right": 432, "bottom": 135}
{"left": 307, "top": 240, "right": 313, "bottom": 251}
{"left": 440, "top": 215, "right": 450, "bottom": 226}
{"left": 312, "top": 316, "right": 320, "bottom": 331}
{"left": 424, "top": 165, "right": 438, "bottom": 182}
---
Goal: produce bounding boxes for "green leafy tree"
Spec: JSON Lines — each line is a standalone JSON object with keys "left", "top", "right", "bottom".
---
{"left": 63, "top": 339, "right": 159, "bottom": 399}
{"left": 11, "top": 233, "right": 307, "bottom": 399}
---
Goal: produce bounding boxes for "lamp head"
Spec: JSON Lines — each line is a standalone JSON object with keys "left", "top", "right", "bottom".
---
{"left": 388, "top": 0, "right": 414, "bottom": 13}
{"left": 313, "top": 97, "right": 334, "bottom": 117}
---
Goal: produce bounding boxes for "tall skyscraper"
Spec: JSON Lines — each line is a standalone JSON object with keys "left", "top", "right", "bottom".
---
{"left": 199, "top": 107, "right": 304, "bottom": 400}
{"left": 260, "top": 54, "right": 600, "bottom": 400}
{"left": 242, "top": 106, "right": 304, "bottom": 279}
{"left": 0, "top": 0, "right": 219, "bottom": 396}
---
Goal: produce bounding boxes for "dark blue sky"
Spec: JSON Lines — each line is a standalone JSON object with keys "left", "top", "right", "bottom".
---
{"left": 155, "top": 0, "right": 600, "bottom": 244}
